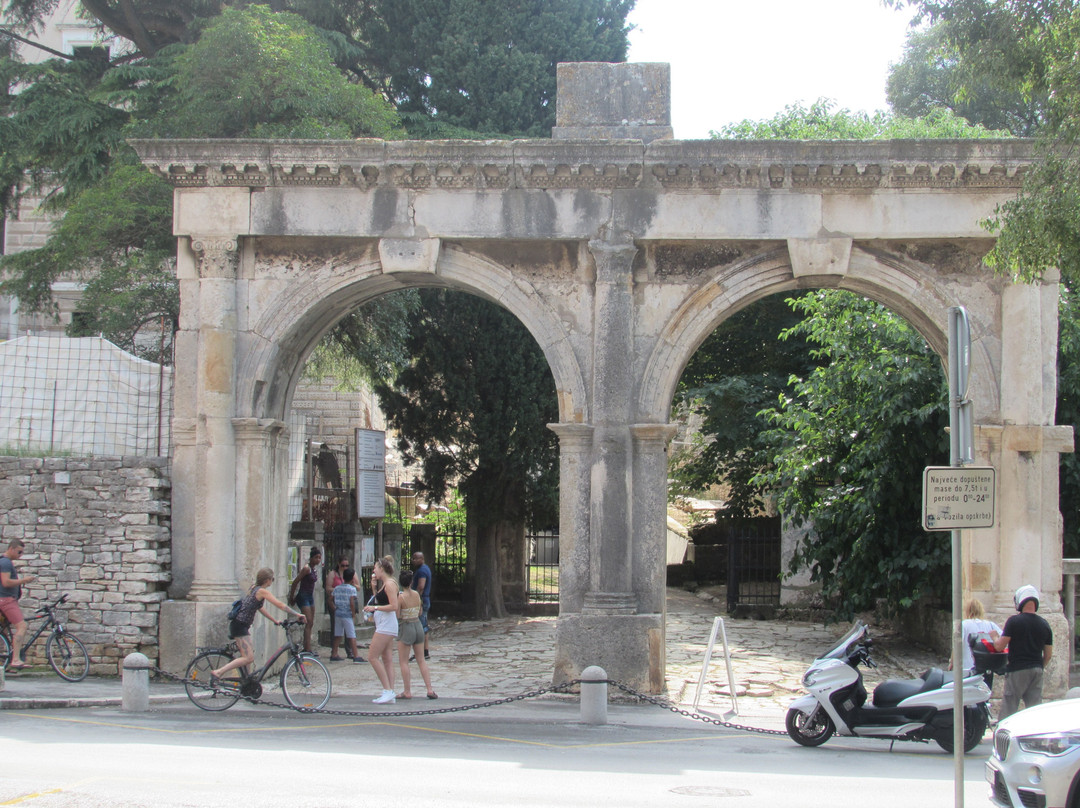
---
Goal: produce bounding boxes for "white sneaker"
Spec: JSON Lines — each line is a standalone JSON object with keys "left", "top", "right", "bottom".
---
{"left": 373, "top": 690, "right": 396, "bottom": 704}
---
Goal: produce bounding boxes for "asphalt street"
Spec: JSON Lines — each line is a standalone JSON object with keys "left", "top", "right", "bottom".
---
{"left": 0, "top": 589, "right": 998, "bottom": 806}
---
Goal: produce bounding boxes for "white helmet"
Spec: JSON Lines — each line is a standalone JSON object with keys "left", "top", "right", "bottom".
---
{"left": 1014, "top": 585, "right": 1040, "bottom": 611}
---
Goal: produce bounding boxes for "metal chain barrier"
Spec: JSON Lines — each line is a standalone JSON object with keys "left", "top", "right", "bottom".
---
{"left": 148, "top": 661, "right": 789, "bottom": 735}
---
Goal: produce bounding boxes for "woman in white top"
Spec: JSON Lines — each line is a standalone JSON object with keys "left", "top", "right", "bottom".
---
{"left": 950, "top": 597, "right": 1001, "bottom": 674}
{"left": 363, "top": 556, "right": 399, "bottom": 704}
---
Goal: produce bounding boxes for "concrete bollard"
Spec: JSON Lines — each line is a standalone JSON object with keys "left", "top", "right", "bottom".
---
{"left": 122, "top": 652, "right": 150, "bottom": 712}
{"left": 580, "top": 665, "right": 608, "bottom": 725}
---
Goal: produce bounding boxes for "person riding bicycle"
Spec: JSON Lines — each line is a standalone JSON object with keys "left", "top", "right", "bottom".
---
{"left": 0, "top": 539, "right": 36, "bottom": 671}
{"left": 211, "top": 568, "right": 305, "bottom": 684}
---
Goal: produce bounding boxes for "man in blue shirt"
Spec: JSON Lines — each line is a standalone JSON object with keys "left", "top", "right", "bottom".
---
{"left": 411, "top": 552, "right": 432, "bottom": 660}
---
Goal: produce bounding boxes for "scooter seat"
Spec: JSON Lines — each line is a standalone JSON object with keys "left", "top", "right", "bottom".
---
{"left": 872, "top": 668, "right": 945, "bottom": 707}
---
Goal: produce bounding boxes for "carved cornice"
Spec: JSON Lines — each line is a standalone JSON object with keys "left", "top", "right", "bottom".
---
{"left": 130, "top": 138, "right": 1038, "bottom": 193}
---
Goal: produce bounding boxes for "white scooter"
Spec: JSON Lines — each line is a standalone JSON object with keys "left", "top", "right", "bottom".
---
{"left": 785, "top": 622, "right": 992, "bottom": 753}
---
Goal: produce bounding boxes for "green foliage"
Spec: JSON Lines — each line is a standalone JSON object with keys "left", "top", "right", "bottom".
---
{"left": 1060, "top": 285, "right": 1080, "bottom": 556}
{"left": 752, "top": 291, "right": 950, "bottom": 617}
{"left": 671, "top": 294, "right": 819, "bottom": 516}
{"left": 0, "top": 6, "right": 401, "bottom": 358}
{"left": 0, "top": 164, "right": 176, "bottom": 357}
{"left": 886, "top": 1, "right": 1080, "bottom": 284}
{"left": 151, "top": 6, "right": 400, "bottom": 140}
{"left": 373, "top": 289, "right": 559, "bottom": 531}
{"left": 886, "top": 23, "right": 1046, "bottom": 135}
{"left": 713, "top": 98, "right": 1010, "bottom": 140}
{"left": 303, "top": 290, "right": 422, "bottom": 391}
{"left": 365, "top": 0, "right": 635, "bottom": 136}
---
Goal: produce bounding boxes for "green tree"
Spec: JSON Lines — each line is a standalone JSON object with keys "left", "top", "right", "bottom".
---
{"left": 714, "top": 97, "right": 1010, "bottom": 140}
{"left": 362, "top": 0, "right": 635, "bottom": 136}
{"left": 886, "top": 23, "right": 1045, "bottom": 135}
{"left": 671, "top": 294, "right": 819, "bottom": 517}
{"left": 0, "top": 6, "right": 400, "bottom": 355}
{"left": 373, "top": 289, "right": 559, "bottom": 618}
{"left": 753, "top": 292, "right": 950, "bottom": 617}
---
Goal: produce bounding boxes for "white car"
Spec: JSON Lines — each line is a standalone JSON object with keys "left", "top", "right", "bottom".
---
{"left": 987, "top": 698, "right": 1080, "bottom": 808}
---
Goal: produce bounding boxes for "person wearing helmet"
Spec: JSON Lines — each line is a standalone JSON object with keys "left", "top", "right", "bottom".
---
{"left": 993, "top": 585, "right": 1053, "bottom": 719}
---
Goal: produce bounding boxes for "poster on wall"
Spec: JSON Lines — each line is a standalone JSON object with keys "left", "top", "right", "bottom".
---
{"left": 356, "top": 428, "right": 386, "bottom": 518}
{"left": 360, "top": 535, "right": 375, "bottom": 567}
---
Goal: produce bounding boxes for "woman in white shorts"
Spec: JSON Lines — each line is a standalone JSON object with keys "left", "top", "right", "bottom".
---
{"left": 396, "top": 569, "right": 437, "bottom": 700}
{"left": 363, "top": 556, "right": 399, "bottom": 704}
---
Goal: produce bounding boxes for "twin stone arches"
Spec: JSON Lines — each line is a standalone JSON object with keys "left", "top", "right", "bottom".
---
{"left": 244, "top": 240, "right": 992, "bottom": 429}
{"left": 140, "top": 137, "right": 1069, "bottom": 693}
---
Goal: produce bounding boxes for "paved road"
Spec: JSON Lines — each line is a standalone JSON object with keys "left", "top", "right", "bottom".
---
{"left": 1, "top": 589, "right": 997, "bottom": 806}
{"left": 1, "top": 696, "right": 995, "bottom": 808}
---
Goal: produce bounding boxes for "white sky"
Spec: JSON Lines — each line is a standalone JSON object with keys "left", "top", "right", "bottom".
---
{"left": 626, "top": 0, "right": 918, "bottom": 139}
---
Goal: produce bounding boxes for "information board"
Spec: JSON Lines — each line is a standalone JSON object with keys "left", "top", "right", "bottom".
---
{"left": 921, "top": 466, "right": 996, "bottom": 531}
{"left": 355, "top": 428, "right": 386, "bottom": 518}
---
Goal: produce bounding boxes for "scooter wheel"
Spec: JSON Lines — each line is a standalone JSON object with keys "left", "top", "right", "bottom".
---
{"left": 934, "top": 706, "right": 988, "bottom": 754}
{"left": 786, "top": 707, "right": 835, "bottom": 747}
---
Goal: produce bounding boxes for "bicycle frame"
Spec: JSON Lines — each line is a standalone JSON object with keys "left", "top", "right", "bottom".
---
{"left": 214, "top": 623, "right": 307, "bottom": 687}
{"left": 3, "top": 601, "right": 60, "bottom": 662}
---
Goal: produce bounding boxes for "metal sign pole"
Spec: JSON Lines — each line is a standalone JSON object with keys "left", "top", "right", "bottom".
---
{"left": 948, "top": 306, "right": 971, "bottom": 808}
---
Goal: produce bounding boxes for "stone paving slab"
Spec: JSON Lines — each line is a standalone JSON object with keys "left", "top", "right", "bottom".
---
{"left": 0, "top": 587, "right": 947, "bottom": 723}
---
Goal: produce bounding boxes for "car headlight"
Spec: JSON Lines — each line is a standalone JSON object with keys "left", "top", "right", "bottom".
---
{"left": 1016, "top": 733, "right": 1080, "bottom": 756}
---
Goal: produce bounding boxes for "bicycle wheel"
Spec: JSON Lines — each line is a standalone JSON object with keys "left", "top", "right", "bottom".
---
{"left": 45, "top": 632, "right": 89, "bottom": 682}
{"left": 184, "top": 651, "right": 241, "bottom": 711}
{"left": 0, "top": 630, "right": 10, "bottom": 670}
{"left": 280, "top": 654, "right": 331, "bottom": 710}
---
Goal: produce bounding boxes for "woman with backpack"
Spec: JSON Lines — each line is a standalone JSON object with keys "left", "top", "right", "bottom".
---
{"left": 212, "top": 568, "right": 305, "bottom": 683}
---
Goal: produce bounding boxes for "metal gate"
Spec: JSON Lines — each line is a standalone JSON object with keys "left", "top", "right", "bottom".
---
{"left": 717, "top": 516, "right": 782, "bottom": 611}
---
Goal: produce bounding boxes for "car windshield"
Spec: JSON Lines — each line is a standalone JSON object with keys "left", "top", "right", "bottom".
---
{"left": 818, "top": 622, "right": 868, "bottom": 661}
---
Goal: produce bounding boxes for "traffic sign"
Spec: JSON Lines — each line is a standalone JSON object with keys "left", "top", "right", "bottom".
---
{"left": 922, "top": 466, "right": 995, "bottom": 531}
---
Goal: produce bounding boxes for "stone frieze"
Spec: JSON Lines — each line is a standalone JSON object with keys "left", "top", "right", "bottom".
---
{"left": 131, "top": 138, "right": 1037, "bottom": 193}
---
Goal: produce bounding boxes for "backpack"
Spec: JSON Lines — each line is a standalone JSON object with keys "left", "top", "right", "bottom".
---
{"left": 227, "top": 599, "right": 243, "bottom": 621}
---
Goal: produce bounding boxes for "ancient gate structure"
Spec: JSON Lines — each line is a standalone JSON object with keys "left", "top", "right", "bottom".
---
{"left": 136, "top": 64, "right": 1072, "bottom": 693}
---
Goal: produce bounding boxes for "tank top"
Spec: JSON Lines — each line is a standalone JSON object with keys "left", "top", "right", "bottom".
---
{"left": 235, "top": 584, "right": 261, "bottom": 626}
{"left": 399, "top": 591, "right": 421, "bottom": 622}
{"left": 298, "top": 566, "right": 317, "bottom": 597}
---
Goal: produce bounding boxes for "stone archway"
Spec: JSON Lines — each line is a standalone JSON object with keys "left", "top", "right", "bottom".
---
{"left": 137, "top": 63, "right": 1072, "bottom": 694}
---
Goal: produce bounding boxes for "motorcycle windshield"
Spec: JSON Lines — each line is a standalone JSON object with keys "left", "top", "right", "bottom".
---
{"left": 818, "top": 622, "right": 868, "bottom": 661}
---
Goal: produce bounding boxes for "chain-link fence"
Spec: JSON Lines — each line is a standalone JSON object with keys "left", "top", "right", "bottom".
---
{"left": 0, "top": 335, "right": 172, "bottom": 457}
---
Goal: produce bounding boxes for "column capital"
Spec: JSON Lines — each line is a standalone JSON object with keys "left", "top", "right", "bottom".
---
{"left": 191, "top": 236, "right": 240, "bottom": 279}
{"left": 232, "top": 418, "right": 288, "bottom": 446}
{"left": 630, "top": 423, "right": 679, "bottom": 449}
{"left": 548, "top": 422, "right": 594, "bottom": 451}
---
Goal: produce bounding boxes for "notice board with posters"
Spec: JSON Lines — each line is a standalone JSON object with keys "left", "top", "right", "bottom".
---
{"left": 355, "top": 428, "right": 386, "bottom": 519}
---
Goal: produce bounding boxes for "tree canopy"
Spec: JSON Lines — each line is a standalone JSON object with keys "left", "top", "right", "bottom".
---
{"left": 372, "top": 289, "right": 559, "bottom": 617}
{"left": 754, "top": 292, "right": 950, "bottom": 617}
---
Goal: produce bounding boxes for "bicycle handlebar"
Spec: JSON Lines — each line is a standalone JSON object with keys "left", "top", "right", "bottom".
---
{"left": 32, "top": 593, "right": 69, "bottom": 615}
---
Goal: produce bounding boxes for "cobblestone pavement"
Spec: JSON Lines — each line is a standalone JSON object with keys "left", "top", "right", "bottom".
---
{"left": 323, "top": 587, "right": 945, "bottom": 724}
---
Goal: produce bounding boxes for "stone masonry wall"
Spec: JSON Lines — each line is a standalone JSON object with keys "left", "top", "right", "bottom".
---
{"left": 0, "top": 456, "right": 170, "bottom": 674}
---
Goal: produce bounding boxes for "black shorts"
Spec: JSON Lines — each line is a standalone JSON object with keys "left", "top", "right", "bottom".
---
{"left": 229, "top": 619, "right": 252, "bottom": 639}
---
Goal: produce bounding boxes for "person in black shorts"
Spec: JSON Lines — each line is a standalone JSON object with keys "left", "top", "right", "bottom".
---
{"left": 212, "top": 568, "right": 305, "bottom": 682}
{"left": 288, "top": 547, "right": 322, "bottom": 655}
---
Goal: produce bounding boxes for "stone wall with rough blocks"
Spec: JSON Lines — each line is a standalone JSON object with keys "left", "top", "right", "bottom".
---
{"left": 0, "top": 456, "right": 171, "bottom": 674}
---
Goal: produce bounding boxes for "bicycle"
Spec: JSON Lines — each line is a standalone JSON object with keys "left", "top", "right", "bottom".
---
{"left": 183, "top": 618, "right": 331, "bottom": 711}
{"left": 0, "top": 593, "right": 90, "bottom": 682}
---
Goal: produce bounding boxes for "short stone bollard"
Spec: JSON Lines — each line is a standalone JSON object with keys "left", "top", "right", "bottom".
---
{"left": 122, "top": 652, "right": 150, "bottom": 712}
{"left": 580, "top": 665, "right": 608, "bottom": 725}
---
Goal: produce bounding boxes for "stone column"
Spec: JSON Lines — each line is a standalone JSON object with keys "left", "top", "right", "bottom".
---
{"left": 990, "top": 278, "right": 1074, "bottom": 696}
{"left": 548, "top": 423, "right": 594, "bottom": 615}
{"left": 585, "top": 239, "right": 637, "bottom": 613}
{"left": 555, "top": 241, "right": 669, "bottom": 692}
{"left": 233, "top": 418, "right": 290, "bottom": 586}
{"left": 186, "top": 237, "right": 241, "bottom": 602}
